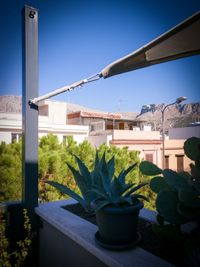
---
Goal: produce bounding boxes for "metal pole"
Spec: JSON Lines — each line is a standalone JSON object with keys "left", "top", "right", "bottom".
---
{"left": 161, "top": 110, "right": 165, "bottom": 169}
{"left": 22, "top": 5, "right": 38, "bottom": 226}
{"left": 161, "top": 102, "right": 176, "bottom": 169}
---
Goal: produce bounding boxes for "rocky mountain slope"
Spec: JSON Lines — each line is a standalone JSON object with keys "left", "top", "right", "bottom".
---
{"left": 0, "top": 95, "right": 22, "bottom": 113}
{"left": 1, "top": 95, "right": 200, "bottom": 131}
{"left": 0, "top": 95, "right": 102, "bottom": 114}
{"left": 130, "top": 103, "right": 200, "bottom": 131}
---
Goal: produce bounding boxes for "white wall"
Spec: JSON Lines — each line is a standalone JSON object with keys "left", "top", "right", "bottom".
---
{"left": 47, "top": 101, "right": 67, "bottom": 125}
{"left": 88, "top": 134, "right": 112, "bottom": 147}
{"left": 169, "top": 126, "right": 200, "bottom": 139}
{"left": 0, "top": 132, "right": 11, "bottom": 144}
{"left": 113, "top": 130, "right": 160, "bottom": 140}
{"left": 0, "top": 107, "right": 89, "bottom": 144}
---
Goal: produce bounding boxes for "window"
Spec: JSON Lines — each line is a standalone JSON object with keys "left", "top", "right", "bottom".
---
{"left": 11, "top": 133, "right": 17, "bottom": 143}
{"left": 106, "top": 124, "right": 113, "bottom": 130}
{"left": 63, "top": 135, "right": 67, "bottom": 144}
{"left": 11, "top": 133, "right": 22, "bottom": 143}
{"left": 145, "top": 153, "right": 153, "bottom": 163}
{"left": 165, "top": 156, "right": 169, "bottom": 169}
{"left": 63, "top": 135, "right": 73, "bottom": 145}
{"left": 119, "top": 122, "right": 124, "bottom": 130}
{"left": 176, "top": 155, "right": 184, "bottom": 172}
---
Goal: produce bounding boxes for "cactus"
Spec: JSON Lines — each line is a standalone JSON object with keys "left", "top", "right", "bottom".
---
{"left": 139, "top": 160, "right": 162, "bottom": 176}
{"left": 149, "top": 176, "right": 170, "bottom": 193}
{"left": 48, "top": 152, "right": 148, "bottom": 212}
{"left": 139, "top": 137, "right": 200, "bottom": 225}
{"left": 184, "top": 137, "right": 200, "bottom": 163}
{"left": 156, "top": 190, "right": 187, "bottom": 224}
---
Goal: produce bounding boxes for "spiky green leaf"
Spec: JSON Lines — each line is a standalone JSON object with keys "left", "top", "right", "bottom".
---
{"left": 118, "top": 162, "right": 137, "bottom": 185}
{"left": 67, "top": 163, "right": 91, "bottom": 202}
{"left": 89, "top": 188, "right": 108, "bottom": 200}
{"left": 74, "top": 155, "right": 92, "bottom": 186}
{"left": 131, "top": 194, "right": 149, "bottom": 202}
{"left": 124, "top": 182, "right": 148, "bottom": 197}
{"left": 95, "top": 200, "right": 110, "bottom": 212}
{"left": 47, "top": 181, "right": 87, "bottom": 210}
{"left": 107, "top": 156, "right": 115, "bottom": 180}
{"left": 111, "top": 178, "right": 123, "bottom": 198}
{"left": 100, "top": 154, "right": 112, "bottom": 196}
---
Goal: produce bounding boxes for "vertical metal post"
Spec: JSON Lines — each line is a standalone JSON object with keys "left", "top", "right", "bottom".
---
{"left": 22, "top": 6, "right": 38, "bottom": 226}
{"left": 161, "top": 110, "right": 165, "bottom": 169}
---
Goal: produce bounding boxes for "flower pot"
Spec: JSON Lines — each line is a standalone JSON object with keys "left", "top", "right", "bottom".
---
{"left": 95, "top": 201, "right": 143, "bottom": 249}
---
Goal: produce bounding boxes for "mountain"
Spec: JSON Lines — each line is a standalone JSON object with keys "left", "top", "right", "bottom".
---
{"left": 0, "top": 95, "right": 199, "bottom": 131}
{"left": 0, "top": 95, "right": 22, "bottom": 113}
{"left": 135, "top": 103, "right": 200, "bottom": 131}
{"left": 0, "top": 95, "right": 105, "bottom": 114}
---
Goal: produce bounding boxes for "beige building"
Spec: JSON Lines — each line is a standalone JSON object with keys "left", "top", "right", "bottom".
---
{"left": 67, "top": 110, "right": 147, "bottom": 131}
{"left": 164, "top": 139, "right": 193, "bottom": 172}
{"left": 1, "top": 98, "right": 196, "bottom": 173}
{"left": 0, "top": 100, "right": 89, "bottom": 144}
{"left": 89, "top": 130, "right": 194, "bottom": 172}
{"left": 67, "top": 109, "right": 196, "bottom": 171}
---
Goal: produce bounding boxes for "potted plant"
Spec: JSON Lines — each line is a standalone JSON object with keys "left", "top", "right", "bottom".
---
{"left": 139, "top": 137, "right": 200, "bottom": 266}
{"left": 47, "top": 153, "right": 148, "bottom": 250}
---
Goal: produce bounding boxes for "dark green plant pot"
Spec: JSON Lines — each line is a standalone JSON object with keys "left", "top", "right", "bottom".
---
{"left": 95, "top": 201, "right": 143, "bottom": 247}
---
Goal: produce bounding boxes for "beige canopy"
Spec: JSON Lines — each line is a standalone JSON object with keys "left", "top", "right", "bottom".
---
{"left": 101, "top": 11, "right": 200, "bottom": 78}
{"left": 30, "top": 11, "right": 200, "bottom": 105}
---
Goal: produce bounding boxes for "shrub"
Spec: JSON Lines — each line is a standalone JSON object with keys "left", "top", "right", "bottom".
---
{"left": 0, "top": 209, "right": 32, "bottom": 267}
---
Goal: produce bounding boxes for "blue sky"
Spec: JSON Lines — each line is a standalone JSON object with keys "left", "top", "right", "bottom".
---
{"left": 0, "top": 0, "right": 200, "bottom": 112}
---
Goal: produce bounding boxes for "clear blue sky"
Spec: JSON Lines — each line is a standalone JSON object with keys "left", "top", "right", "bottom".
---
{"left": 0, "top": 0, "right": 200, "bottom": 112}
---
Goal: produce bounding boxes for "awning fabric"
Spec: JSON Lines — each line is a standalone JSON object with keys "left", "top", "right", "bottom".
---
{"left": 101, "top": 11, "right": 200, "bottom": 78}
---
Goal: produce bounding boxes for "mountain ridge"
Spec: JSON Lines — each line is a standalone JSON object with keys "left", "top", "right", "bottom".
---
{"left": 0, "top": 95, "right": 199, "bottom": 130}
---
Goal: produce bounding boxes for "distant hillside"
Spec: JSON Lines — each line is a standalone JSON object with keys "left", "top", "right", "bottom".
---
{"left": 0, "top": 95, "right": 22, "bottom": 113}
{"left": 0, "top": 95, "right": 199, "bottom": 131}
{"left": 0, "top": 95, "right": 104, "bottom": 114}
{"left": 136, "top": 103, "right": 200, "bottom": 131}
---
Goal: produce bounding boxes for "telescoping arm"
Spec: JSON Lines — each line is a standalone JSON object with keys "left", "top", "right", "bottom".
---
{"left": 29, "top": 11, "right": 200, "bottom": 105}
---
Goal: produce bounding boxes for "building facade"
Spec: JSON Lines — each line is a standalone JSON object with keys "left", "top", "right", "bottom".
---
{"left": 0, "top": 98, "right": 195, "bottom": 172}
{"left": 0, "top": 100, "right": 89, "bottom": 144}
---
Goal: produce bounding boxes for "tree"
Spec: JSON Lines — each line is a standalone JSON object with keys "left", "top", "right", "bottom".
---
{"left": 0, "top": 135, "right": 154, "bottom": 210}
{"left": 0, "top": 141, "right": 22, "bottom": 201}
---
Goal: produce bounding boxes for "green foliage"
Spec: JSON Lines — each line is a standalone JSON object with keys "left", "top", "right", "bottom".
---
{"left": 1, "top": 134, "right": 154, "bottom": 207}
{"left": 38, "top": 135, "right": 95, "bottom": 202}
{"left": 0, "top": 209, "right": 32, "bottom": 267}
{"left": 149, "top": 176, "right": 170, "bottom": 193}
{"left": 0, "top": 141, "right": 22, "bottom": 201}
{"left": 90, "top": 153, "right": 148, "bottom": 212}
{"left": 48, "top": 152, "right": 148, "bottom": 212}
{"left": 184, "top": 137, "right": 200, "bottom": 163}
{"left": 140, "top": 137, "right": 200, "bottom": 225}
{"left": 139, "top": 160, "right": 162, "bottom": 176}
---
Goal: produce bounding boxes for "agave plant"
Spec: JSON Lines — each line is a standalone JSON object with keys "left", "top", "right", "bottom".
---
{"left": 47, "top": 153, "right": 148, "bottom": 212}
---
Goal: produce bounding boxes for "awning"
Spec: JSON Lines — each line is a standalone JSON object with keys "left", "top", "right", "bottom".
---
{"left": 101, "top": 11, "right": 200, "bottom": 78}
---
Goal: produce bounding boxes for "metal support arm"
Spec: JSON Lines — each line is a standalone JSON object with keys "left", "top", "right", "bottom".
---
{"left": 29, "top": 73, "right": 101, "bottom": 105}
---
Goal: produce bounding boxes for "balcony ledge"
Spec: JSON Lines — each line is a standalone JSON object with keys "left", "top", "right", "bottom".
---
{"left": 35, "top": 199, "right": 174, "bottom": 267}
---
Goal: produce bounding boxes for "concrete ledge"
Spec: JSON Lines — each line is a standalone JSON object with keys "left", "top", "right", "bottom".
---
{"left": 35, "top": 200, "right": 174, "bottom": 267}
